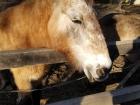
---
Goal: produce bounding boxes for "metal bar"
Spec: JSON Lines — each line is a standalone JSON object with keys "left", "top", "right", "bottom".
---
{"left": 0, "top": 48, "right": 67, "bottom": 70}
{"left": 112, "top": 85, "right": 140, "bottom": 104}
{"left": 48, "top": 85, "right": 140, "bottom": 105}
{"left": 116, "top": 61, "right": 140, "bottom": 88}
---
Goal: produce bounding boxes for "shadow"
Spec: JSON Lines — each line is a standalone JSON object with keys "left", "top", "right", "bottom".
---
{"left": 0, "top": 69, "right": 17, "bottom": 105}
{"left": 100, "top": 13, "right": 120, "bottom": 52}
{"left": 99, "top": 13, "right": 123, "bottom": 61}
{"left": 47, "top": 13, "right": 140, "bottom": 105}
{"left": 42, "top": 12, "right": 140, "bottom": 105}
{"left": 121, "top": 38, "right": 140, "bottom": 87}
{"left": 0, "top": 0, "right": 23, "bottom": 12}
{"left": 94, "top": 0, "right": 110, "bottom": 3}
{"left": 100, "top": 13, "right": 140, "bottom": 105}
{"left": 0, "top": 69, "right": 16, "bottom": 90}
{"left": 100, "top": 13, "right": 121, "bottom": 41}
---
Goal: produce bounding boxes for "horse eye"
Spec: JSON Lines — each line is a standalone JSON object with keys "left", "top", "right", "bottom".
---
{"left": 72, "top": 18, "right": 82, "bottom": 24}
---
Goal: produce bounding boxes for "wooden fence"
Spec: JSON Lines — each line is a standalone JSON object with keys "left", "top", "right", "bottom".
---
{"left": 0, "top": 39, "right": 140, "bottom": 105}
{"left": 0, "top": 2, "right": 140, "bottom": 105}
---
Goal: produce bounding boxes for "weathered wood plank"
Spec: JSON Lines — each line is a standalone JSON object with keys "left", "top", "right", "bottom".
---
{"left": 0, "top": 48, "right": 67, "bottom": 69}
{"left": 48, "top": 85, "right": 140, "bottom": 105}
{"left": 108, "top": 39, "right": 140, "bottom": 57}
{"left": 0, "top": 40, "right": 140, "bottom": 70}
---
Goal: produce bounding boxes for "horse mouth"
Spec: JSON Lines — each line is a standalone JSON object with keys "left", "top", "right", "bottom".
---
{"left": 83, "top": 67, "right": 110, "bottom": 82}
{"left": 93, "top": 74, "right": 109, "bottom": 82}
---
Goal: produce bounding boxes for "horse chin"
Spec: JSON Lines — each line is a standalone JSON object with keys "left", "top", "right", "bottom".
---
{"left": 83, "top": 68, "right": 109, "bottom": 83}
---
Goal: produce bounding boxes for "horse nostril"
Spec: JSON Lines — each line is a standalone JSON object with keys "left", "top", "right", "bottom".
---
{"left": 84, "top": 65, "right": 110, "bottom": 82}
{"left": 86, "top": 65, "right": 93, "bottom": 72}
{"left": 96, "top": 67, "right": 109, "bottom": 79}
{"left": 96, "top": 68, "right": 105, "bottom": 77}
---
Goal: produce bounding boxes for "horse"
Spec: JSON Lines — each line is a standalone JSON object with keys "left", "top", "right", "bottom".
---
{"left": 100, "top": 13, "right": 140, "bottom": 41}
{"left": 0, "top": 0, "right": 112, "bottom": 104}
{"left": 100, "top": 13, "right": 140, "bottom": 62}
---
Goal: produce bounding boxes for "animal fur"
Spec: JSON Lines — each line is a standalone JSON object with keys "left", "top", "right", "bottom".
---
{"left": 100, "top": 13, "right": 140, "bottom": 41}
{"left": 0, "top": 0, "right": 55, "bottom": 91}
{"left": 0, "top": 0, "right": 113, "bottom": 93}
{"left": 100, "top": 13, "right": 140, "bottom": 63}
{"left": 0, "top": 3, "right": 112, "bottom": 105}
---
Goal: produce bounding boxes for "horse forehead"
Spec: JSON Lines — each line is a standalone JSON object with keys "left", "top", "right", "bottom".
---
{"left": 67, "top": 0, "right": 93, "bottom": 4}
{"left": 65, "top": 1, "right": 92, "bottom": 14}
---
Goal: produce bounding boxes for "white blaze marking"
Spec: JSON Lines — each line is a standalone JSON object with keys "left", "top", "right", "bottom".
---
{"left": 70, "top": 39, "right": 112, "bottom": 80}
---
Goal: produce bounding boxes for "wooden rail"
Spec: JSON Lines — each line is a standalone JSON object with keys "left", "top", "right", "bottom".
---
{"left": 48, "top": 85, "right": 140, "bottom": 105}
{"left": 108, "top": 39, "right": 140, "bottom": 57}
{"left": 0, "top": 3, "right": 140, "bottom": 105}
{"left": 0, "top": 40, "right": 139, "bottom": 105}
{"left": 0, "top": 40, "right": 140, "bottom": 70}
{"left": 0, "top": 48, "right": 67, "bottom": 69}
